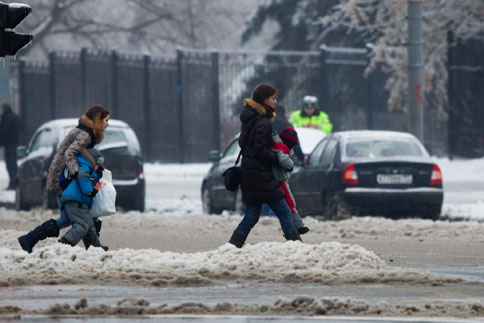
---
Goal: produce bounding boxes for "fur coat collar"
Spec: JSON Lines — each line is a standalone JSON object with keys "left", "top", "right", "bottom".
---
{"left": 243, "top": 98, "right": 276, "bottom": 120}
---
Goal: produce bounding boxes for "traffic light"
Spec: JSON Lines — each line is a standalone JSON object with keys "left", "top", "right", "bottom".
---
{"left": 0, "top": 2, "right": 32, "bottom": 57}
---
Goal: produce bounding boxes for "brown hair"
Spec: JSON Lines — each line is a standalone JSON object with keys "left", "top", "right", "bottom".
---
{"left": 84, "top": 105, "right": 109, "bottom": 130}
{"left": 84, "top": 105, "right": 110, "bottom": 121}
{"left": 82, "top": 105, "right": 110, "bottom": 144}
{"left": 252, "top": 83, "right": 276, "bottom": 105}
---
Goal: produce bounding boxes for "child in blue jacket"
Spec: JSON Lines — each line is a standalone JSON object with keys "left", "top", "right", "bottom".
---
{"left": 58, "top": 149, "right": 107, "bottom": 251}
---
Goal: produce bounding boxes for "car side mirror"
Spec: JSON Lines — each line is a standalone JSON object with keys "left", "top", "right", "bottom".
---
{"left": 208, "top": 150, "right": 220, "bottom": 162}
{"left": 17, "top": 146, "right": 27, "bottom": 159}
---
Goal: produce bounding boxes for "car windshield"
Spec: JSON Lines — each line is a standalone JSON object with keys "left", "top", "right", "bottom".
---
{"left": 346, "top": 138, "right": 425, "bottom": 159}
{"left": 100, "top": 128, "right": 128, "bottom": 146}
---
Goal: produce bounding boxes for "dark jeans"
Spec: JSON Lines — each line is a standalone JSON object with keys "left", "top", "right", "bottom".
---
{"left": 4, "top": 144, "right": 17, "bottom": 188}
{"left": 235, "top": 199, "right": 296, "bottom": 236}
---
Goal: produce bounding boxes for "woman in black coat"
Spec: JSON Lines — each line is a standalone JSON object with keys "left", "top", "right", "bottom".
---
{"left": 229, "top": 84, "right": 302, "bottom": 248}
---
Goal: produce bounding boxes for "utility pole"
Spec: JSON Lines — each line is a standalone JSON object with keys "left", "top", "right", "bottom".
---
{"left": 407, "top": 0, "right": 424, "bottom": 141}
{"left": 0, "top": 58, "right": 9, "bottom": 103}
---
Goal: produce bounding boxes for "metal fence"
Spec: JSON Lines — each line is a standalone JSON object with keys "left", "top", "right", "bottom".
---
{"left": 447, "top": 33, "right": 484, "bottom": 158}
{"left": 12, "top": 45, "right": 457, "bottom": 163}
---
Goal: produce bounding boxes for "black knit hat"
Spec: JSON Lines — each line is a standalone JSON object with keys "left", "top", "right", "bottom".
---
{"left": 279, "top": 126, "right": 299, "bottom": 149}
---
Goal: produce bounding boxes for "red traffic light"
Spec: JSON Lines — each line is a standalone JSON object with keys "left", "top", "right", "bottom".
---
{"left": 0, "top": 2, "right": 32, "bottom": 29}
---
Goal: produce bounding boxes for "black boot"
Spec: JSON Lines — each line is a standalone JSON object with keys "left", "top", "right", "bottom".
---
{"left": 285, "top": 230, "right": 303, "bottom": 242}
{"left": 94, "top": 219, "right": 102, "bottom": 238}
{"left": 18, "top": 219, "right": 60, "bottom": 253}
{"left": 82, "top": 236, "right": 109, "bottom": 251}
{"left": 297, "top": 226, "right": 310, "bottom": 235}
{"left": 229, "top": 230, "right": 248, "bottom": 248}
{"left": 58, "top": 237, "right": 74, "bottom": 246}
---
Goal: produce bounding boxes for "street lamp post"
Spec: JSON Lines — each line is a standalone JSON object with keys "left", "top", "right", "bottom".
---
{"left": 407, "top": 0, "right": 424, "bottom": 141}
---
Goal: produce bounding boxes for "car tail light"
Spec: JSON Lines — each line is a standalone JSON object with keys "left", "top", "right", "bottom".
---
{"left": 342, "top": 163, "right": 359, "bottom": 186}
{"left": 137, "top": 168, "right": 144, "bottom": 179}
{"left": 430, "top": 163, "right": 442, "bottom": 186}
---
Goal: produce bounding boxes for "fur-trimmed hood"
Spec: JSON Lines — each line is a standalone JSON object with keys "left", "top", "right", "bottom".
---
{"left": 242, "top": 99, "right": 276, "bottom": 120}
{"left": 79, "top": 115, "right": 104, "bottom": 144}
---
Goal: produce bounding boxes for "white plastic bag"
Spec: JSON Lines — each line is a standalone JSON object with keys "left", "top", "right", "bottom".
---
{"left": 90, "top": 169, "right": 117, "bottom": 217}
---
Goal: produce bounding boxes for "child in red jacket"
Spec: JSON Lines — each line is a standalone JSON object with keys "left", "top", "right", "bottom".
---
{"left": 272, "top": 126, "right": 309, "bottom": 235}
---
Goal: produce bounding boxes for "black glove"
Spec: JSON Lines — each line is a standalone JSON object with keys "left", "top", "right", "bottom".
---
{"left": 69, "top": 171, "right": 78, "bottom": 180}
{"left": 96, "top": 165, "right": 104, "bottom": 179}
{"left": 90, "top": 187, "right": 99, "bottom": 198}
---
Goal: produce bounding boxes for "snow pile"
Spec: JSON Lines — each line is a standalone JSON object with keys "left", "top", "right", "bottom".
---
{"left": 303, "top": 216, "right": 484, "bottom": 240}
{"left": 442, "top": 201, "right": 484, "bottom": 222}
{"left": 0, "top": 230, "right": 462, "bottom": 287}
{"left": 0, "top": 189, "right": 14, "bottom": 204}
{"left": 436, "top": 157, "right": 484, "bottom": 182}
{"left": 1, "top": 296, "right": 483, "bottom": 317}
{"left": 143, "top": 163, "right": 210, "bottom": 213}
{"left": 144, "top": 163, "right": 211, "bottom": 178}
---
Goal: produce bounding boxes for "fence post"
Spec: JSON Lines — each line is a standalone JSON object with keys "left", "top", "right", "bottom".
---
{"left": 176, "top": 49, "right": 185, "bottom": 163}
{"left": 319, "top": 45, "right": 331, "bottom": 128}
{"left": 110, "top": 50, "right": 118, "bottom": 118}
{"left": 446, "top": 31, "right": 455, "bottom": 158}
{"left": 80, "top": 48, "right": 87, "bottom": 108}
{"left": 365, "top": 46, "right": 374, "bottom": 130}
{"left": 18, "top": 60, "right": 27, "bottom": 143}
{"left": 49, "top": 52, "right": 56, "bottom": 119}
{"left": 143, "top": 55, "right": 152, "bottom": 161}
{"left": 211, "top": 51, "right": 221, "bottom": 153}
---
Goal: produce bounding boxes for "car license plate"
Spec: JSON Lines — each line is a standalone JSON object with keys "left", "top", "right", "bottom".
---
{"left": 377, "top": 174, "right": 413, "bottom": 184}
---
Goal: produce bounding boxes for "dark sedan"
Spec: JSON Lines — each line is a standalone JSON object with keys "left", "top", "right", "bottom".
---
{"left": 16, "top": 118, "right": 145, "bottom": 212}
{"left": 289, "top": 130, "right": 443, "bottom": 220}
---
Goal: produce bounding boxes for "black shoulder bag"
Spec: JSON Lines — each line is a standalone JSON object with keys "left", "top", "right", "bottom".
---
{"left": 222, "top": 119, "right": 256, "bottom": 192}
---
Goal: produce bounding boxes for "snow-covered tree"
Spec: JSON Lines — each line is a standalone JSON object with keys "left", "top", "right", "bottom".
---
{"left": 243, "top": 0, "right": 484, "bottom": 117}
{"left": 319, "top": 0, "right": 484, "bottom": 118}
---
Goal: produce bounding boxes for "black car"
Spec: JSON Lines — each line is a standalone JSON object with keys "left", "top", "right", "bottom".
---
{"left": 289, "top": 130, "right": 443, "bottom": 220}
{"left": 201, "top": 128, "right": 326, "bottom": 215}
{"left": 16, "top": 118, "right": 145, "bottom": 212}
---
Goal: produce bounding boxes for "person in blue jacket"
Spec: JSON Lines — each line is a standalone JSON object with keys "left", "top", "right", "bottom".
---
{"left": 57, "top": 148, "right": 108, "bottom": 251}
{"left": 18, "top": 149, "right": 106, "bottom": 253}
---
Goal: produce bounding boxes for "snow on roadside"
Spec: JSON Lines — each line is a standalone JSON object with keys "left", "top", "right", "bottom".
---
{"left": 2, "top": 296, "right": 483, "bottom": 317}
{"left": 442, "top": 201, "right": 484, "bottom": 222}
{"left": 144, "top": 162, "right": 211, "bottom": 177}
{"left": 0, "top": 229, "right": 467, "bottom": 288}
{"left": 5, "top": 207, "right": 484, "bottom": 242}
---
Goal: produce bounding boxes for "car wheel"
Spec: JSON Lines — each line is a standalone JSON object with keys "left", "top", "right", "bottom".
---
{"left": 202, "top": 185, "right": 221, "bottom": 215}
{"left": 15, "top": 185, "right": 30, "bottom": 211}
{"left": 422, "top": 208, "right": 441, "bottom": 221}
{"left": 329, "top": 196, "right": 351, "bottom": 221}
{"left": 131, "top": 196, "right": 145, "bottom": 212}
{"left": 132, "top": 191, "right": 145, "bottom": 212}
{"left": 234, "top": 189, "right": 245, "bottom": 215}
{"left": 128, "top": 187, "right": 145, "bottom": 212}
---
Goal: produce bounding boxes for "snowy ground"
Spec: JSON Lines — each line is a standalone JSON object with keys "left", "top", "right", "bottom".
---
{"left": 0, "top": 158, "right": 484, "bottom": 320}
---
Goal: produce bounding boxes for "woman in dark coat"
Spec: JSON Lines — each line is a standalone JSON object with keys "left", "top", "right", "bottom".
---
{"left": 229, "top": 84, "right": 302, "bottom": 248}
